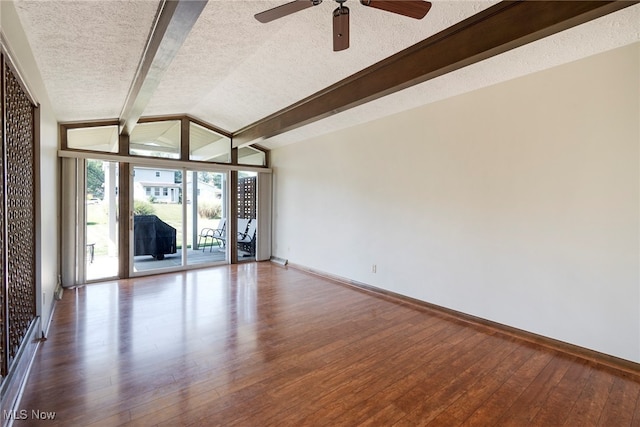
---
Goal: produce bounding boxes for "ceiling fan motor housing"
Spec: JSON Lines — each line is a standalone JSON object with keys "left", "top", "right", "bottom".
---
{"left": 333, "top": 5, "right": 350, "bottom": 51}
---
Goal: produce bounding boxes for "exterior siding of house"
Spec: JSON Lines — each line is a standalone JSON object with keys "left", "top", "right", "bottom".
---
{"left": 135, "top": 168, "right": 180, "bottom": 203}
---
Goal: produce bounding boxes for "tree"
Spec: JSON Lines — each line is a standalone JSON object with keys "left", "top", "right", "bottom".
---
{"left": 198, "top": 171, "right": 222, "bottom": 189}
{"left": 86, "top": 160, "right": 104, "bottom": 199}
{"left": 198, "top": 171, "right": 212, "bottom": 183}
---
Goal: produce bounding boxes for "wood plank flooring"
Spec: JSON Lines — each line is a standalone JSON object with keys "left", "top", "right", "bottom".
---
{"left": 15, "top": 262, "right": 640, "bottom": 426}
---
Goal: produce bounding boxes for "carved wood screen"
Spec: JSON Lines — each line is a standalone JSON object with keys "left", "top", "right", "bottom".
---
{"left": 0, "top": 54, "right": 37, "bottom": 377}
{"left": 237, "top": 176, "right": 256, "bottom": 220}
{"left": 0, "top": 56, "right": 4, "bottom": 378}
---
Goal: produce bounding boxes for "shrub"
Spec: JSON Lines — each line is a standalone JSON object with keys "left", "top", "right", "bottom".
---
{"left": 134, "top": 199, "right": 156, "bottom": 215}
{"left": 198, "top": 200, "right": 222, "bottom": 219}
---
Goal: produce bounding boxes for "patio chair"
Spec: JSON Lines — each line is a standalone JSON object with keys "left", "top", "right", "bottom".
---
{"left": 238, "top": 219, "right": 257, "bottom": 257}
{"left": 212, "top": 218, "right": 226, "bottom": 249}
{"left": 198, "top": 218, "right": 226, "bottom": 252}
{"left": 237, "top": 218, "right": 250, "bottom": 237}
{"left": 197, "top": 228, "right": 216, "bottom": 252}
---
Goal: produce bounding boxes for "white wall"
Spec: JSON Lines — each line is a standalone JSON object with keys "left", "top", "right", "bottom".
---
{"left": 271, "top": 43, "right": 640, "bottom": 362}
{"left": 2, "top": 1, "right": 60, "bottom": 332}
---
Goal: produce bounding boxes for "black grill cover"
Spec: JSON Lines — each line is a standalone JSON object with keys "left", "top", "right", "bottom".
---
{"left": 134, "top": 215, "right": 177, "bottom": 258}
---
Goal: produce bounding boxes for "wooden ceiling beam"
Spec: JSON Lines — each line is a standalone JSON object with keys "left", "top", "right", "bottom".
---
{"left": 234, "top": 0, "right": 638, "bottom": 147}
{"left": 119, "top": 0, "right": 207, "bottom": 136}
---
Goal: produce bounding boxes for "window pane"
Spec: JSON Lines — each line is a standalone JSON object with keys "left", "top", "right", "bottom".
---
{"left": 130, "top": 121, "right": 181, "bottom": 159}
{"left": 67, "top": 125, "right": 119, "bottom": 153}
{"left": 133, "top": 167, "right": 182, "bottom": 273}
{"left": 85, "top": 160, "right": 119, "bottom": 281}
{"left": 188, "top": 171, "right": 227, "bottom": 266}
{"left": 189, "top": 122, "right": 230, "bottom": 163}
{"left": 238, "top": 146, "right": 266, "bottom": 166}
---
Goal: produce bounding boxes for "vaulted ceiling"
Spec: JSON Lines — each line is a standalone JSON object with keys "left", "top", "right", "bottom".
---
{"left": 12, "top": 0, "right": 640, "bottom": 150}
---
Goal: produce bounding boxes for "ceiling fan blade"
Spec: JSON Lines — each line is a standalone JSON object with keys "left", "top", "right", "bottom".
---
{"left": 255, "top": 0, "right": 318, "bottom": 23}
{"left": 359, "top": 0, "right": 431, "bottom": 19}
{"left": 333, "top": 6, "right": 350, "bottom": 51}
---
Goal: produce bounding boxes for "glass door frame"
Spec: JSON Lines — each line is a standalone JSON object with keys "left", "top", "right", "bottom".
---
{"left": 129, "top": 163, "right": 230, "bottom": 278}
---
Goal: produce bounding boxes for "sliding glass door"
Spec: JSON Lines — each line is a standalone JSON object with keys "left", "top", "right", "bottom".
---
{"left": 131, "top": 166, "right": 228, "bottom": 275}
{"left": 188, "top": 171, "right": 227, "bottom": 266}
{"left": 132, "top": 166, "right": 183, "bottom": 274}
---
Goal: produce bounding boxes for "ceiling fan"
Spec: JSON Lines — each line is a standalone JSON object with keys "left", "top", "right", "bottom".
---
{"left": 255, "top": 0, "right": 432, "bottom": 51}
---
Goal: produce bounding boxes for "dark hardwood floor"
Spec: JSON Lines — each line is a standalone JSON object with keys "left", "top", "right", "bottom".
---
{"left": 15, "top": 262, "right": 640, "bottom": 426}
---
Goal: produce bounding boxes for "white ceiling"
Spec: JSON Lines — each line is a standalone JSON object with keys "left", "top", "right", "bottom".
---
{"left": 12, "top": 0, "right": 640, "bottom": 150}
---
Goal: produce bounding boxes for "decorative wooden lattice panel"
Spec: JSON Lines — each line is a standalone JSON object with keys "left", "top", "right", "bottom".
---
{"left": 0, "top": 57, "right": 4, "bottom": 375}
{"left": 3, "top": 62, "right": 36, "bottom": 367}
{"left": 238, "top": 176, "right": 256, "bottom": 220}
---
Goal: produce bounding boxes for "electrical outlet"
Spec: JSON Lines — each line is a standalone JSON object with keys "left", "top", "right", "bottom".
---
{"left": 372, "top": 264, "right": 377, "bottom": 273}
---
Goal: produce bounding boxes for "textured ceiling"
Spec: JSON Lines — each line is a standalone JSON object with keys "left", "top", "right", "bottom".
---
{"left": 13, "top": 0, "right": 161, "bottom": 121}
{"left": 12, "top": 0, "right": 640, "bottom": 150}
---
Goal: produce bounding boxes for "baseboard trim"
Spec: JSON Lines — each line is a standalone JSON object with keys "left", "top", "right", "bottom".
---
{"left": 0, "top": 318, "right": 43, "bottom": 427}
{"left": 286, "top": 262, "right": 640, "bottom": 380}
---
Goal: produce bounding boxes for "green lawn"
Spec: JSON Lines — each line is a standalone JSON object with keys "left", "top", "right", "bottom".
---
{"left": 86, "top": 204, "right": 111, "bottom": 257}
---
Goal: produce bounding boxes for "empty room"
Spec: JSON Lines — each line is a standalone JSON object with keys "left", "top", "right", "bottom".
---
{"left": 0, "top": 0, "right": 639, "bottom": 425}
